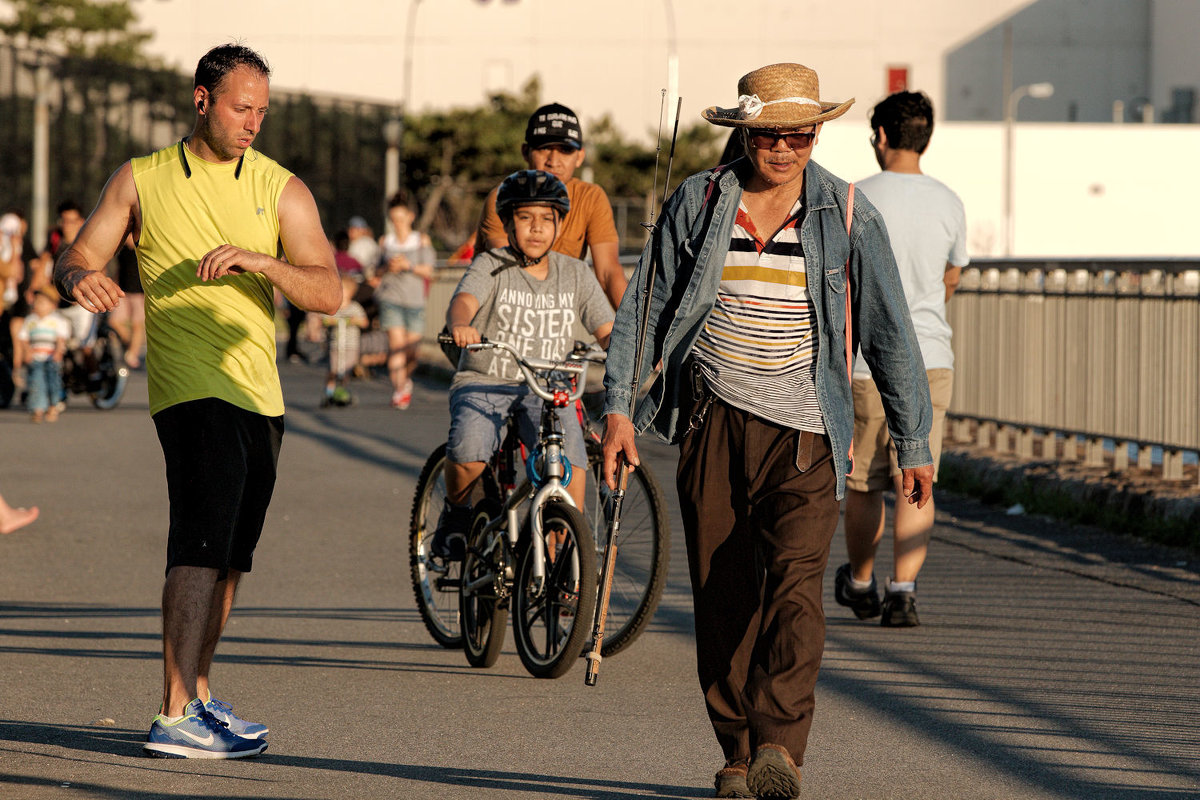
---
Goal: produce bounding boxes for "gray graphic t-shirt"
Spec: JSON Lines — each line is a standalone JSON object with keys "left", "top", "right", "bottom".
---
{"left": 450, "top": 249, "right": 613, "bottom": 389}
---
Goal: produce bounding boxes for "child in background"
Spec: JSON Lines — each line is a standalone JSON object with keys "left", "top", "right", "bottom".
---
{"left": 376, "top": 191, "right": 435, "bottom": 409}
{"left": 321, "top": 276, "right": 368, "bottom": 408}
{"left": 18, "top": 287, "right": 70, "bottom": 423}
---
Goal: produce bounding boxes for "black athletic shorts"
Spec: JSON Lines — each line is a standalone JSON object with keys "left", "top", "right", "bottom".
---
{"left": 153, "top": 397, "right": 285, "bottom": 579}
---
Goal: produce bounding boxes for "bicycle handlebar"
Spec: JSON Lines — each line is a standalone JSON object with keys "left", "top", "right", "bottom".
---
{"left": 436, "top": 333, "right": 606, "bottom": 404}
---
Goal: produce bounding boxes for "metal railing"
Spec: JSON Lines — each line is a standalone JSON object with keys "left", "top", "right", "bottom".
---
{"left": 423, "top": 257, "right": 1200, "bottom": 486}
{"left": 947, "top": 258, "right": 1200, "bottom": 485}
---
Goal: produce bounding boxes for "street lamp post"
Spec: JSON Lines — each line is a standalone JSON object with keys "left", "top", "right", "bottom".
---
{"left": 1003, "top": 81, "right": 1054, "bottom": 256}
{"left": 383, "top": 114, "right": 403, "bottom": 201}
{"left": 31, "top": 60, "right": 51, "bottom": 251}
{"left": 385, "top": 0, "right": 425, "bottom": 206}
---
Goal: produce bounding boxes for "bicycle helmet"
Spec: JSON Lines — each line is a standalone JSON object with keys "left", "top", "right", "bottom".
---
{"left": 495, "top": 169, "right": 570, "bottom": 223}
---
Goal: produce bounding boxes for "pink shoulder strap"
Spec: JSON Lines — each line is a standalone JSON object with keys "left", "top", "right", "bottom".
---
{"left": 844, "top": 184, "right": 855, "bottom": 467}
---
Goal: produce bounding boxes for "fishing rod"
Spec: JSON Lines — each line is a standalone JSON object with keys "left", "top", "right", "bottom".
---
{"left": 585, "top": 93, "right": 683, "bottom": 688}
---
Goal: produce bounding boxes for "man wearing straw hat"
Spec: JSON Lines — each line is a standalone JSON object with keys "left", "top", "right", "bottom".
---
{"left": 602, "top": 64, "right": 934, "bottom": 798}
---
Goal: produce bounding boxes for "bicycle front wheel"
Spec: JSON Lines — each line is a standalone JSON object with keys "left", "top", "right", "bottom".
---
{"left": 585, "top": 456, "right": 670, "bottom": 657}
{"left": 512, "top": 502, "right": 597, "bottom": 679}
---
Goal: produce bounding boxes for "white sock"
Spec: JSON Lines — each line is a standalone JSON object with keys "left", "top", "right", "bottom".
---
{"left": 848, "top": 574, "right": 873, "bottom": 591}
{"left": 157, "top": 713, "right": 184, "bottom": 724}
{"left": 888, "top": 579, "right": 916, "bottom": 593}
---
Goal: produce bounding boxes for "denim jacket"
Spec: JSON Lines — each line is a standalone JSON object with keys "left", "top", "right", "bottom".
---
{"left": 602, "top": 158, "right": 932, "bottom": 499}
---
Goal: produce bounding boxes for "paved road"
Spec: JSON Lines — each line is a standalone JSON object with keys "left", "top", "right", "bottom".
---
{"left": 1, "top": 362, "right": 1198, "bottom": 799}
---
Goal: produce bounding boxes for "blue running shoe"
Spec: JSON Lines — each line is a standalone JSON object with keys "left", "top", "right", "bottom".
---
{"left": 205, "top": 696, "right": 269, "bottom": 739}
{"left": 144, "top": 698, "right": 267, "bottom": 759}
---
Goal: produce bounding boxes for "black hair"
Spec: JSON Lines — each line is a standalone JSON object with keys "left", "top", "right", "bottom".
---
{"left": 194, "top": 44, "right": 271, "bottom": 94}
{"left": 333, "top": 230, "right": 350, "bottom": 251}
{"left": 869, "top": 91, "right": 934, "bottom": 154}
{"left": 56, "top": 200, "right": 82, "bottom": 216}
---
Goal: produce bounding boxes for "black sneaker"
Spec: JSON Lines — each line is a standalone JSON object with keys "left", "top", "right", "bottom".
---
{"left": 429, "top": 501, "right": 471, "bottom": 561}
{"left": 833, "top": 563, "right": 881, "bottom": 620}
{"left": 880, "top": 588, "right": 920, "bottom": 627}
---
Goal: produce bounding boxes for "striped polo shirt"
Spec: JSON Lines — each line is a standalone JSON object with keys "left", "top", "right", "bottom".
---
{"left": 693, "top": 197, "right": 825, "bottom": 433}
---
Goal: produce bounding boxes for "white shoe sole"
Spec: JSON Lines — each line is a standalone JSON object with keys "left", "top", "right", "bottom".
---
{"left": 144, "top": 740, "right": 267, "bottom": 759}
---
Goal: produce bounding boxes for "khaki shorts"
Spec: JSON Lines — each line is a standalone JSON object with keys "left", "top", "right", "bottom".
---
{"left": 846, "top": 368, "right": 952, "bottom": 493}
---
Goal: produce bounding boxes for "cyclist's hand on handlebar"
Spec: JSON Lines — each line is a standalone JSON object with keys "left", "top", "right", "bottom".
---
{"left": 450, "top": 323, "right": 482, "bottom": 348}
{"left": 601, "top": 413, "right": 640, "bottom": 490}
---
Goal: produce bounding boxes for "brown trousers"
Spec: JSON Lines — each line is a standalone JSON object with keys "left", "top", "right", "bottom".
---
{"left": 676, "top": 395, "right": 839, "bottom": 766}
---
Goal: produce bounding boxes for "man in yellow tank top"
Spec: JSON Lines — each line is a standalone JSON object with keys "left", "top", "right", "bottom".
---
{"left": 54, "top": 44, "right": 340, "bottom": 760}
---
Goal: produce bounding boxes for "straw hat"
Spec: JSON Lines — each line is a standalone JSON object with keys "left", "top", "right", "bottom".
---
{"left": 703, "top": 63, "right": 855, "bottom": 129}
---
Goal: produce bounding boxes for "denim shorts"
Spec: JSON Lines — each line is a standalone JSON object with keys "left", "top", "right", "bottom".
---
{"left": 447, "top": 384, "right": 587, "bottom": 469}
{"left": 378, "top": 301, "right": 425, "bottom": 334}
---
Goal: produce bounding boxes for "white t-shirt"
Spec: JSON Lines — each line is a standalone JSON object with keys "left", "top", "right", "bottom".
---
{"left": 854, "top": 170, "right": 969, "bottom": 376}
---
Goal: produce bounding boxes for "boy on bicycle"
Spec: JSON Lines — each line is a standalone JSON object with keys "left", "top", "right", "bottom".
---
{"left": 434, "top": 170, "right": 614, "bottom": 559}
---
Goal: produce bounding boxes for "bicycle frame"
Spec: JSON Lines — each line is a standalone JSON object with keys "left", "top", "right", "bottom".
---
{"left": 450, "top": 337, "right": 604, "bottom": 595}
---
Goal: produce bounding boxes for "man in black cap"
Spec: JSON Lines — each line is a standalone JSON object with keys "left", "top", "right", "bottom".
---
{"left": 475, "top": 102, "right": 627, "bottom": 308}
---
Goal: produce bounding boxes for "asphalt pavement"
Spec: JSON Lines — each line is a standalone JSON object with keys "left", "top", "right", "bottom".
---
{"left": 1, "top": 360, "right": 1198, "bottom": 800}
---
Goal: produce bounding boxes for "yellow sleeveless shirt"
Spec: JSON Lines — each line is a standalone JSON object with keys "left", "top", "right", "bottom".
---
{"left": 132, "top": 142, "right": 292, "bottom": 417}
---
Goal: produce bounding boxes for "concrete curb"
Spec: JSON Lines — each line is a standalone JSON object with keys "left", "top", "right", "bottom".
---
{"left": 940, "top": 445, "right": 1200, "bottom": 550}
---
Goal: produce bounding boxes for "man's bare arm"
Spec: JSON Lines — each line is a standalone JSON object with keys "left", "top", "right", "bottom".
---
{"left": 590, "top": 241, "right": 628, "bottom": 309}
{"left": 196, "top": 176, "right": 340, "bottom": 315}
{"left": 54, "top": 162, "right": 137, "bottom": 312}
{"left": 944, "top": 263, "right": 962, "bottom": 302}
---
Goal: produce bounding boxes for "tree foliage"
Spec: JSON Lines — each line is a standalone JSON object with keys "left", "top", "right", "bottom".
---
{"left": 399, "top": 77, "right": 542, "bottom": 248}
{"left": 399, "top": 78, "right": 724, "bottom": 250}
{"left": 0, "top": 0, "right": 153, "bottom": 64}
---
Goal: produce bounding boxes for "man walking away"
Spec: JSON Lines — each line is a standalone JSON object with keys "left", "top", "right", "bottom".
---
{"left": 836, "top": 90, "right": 969, "bottom": 628}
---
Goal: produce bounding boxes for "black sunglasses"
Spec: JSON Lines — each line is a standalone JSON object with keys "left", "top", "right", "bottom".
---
{"left": 746, "top": 129, "right": 816, "bottom": 150}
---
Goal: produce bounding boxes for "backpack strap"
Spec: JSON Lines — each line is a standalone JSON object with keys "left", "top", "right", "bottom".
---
{"left": 701, "top": 164, "right": 729, "bottom": 210}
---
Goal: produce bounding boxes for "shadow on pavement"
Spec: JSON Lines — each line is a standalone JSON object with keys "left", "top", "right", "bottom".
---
{"left": 0, "top": 720, "right": 710, "bottom": 799}
{"left": 0, "top": 775, "right": 301, "bottom": 800}
{"left": 252, "top": 754, "right": 712, "bottom": 799}
{"left": 0, "top": 603, "right": 550, "bottom": 681}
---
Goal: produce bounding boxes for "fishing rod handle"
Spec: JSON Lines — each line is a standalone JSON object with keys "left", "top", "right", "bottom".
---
{"left": 584, "top": 458, "right": 632, "bottom": 687}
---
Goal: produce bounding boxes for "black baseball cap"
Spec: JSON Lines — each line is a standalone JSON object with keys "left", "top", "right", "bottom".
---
{"left": 525, "top": 103, "right": 583, "bottom": 150}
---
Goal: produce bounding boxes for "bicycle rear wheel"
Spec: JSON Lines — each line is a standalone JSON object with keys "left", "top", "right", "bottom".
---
{"left": 585, "top": 450, "right": 670, "bottom": 657}
{"left": 90, "top": 328, "right": 128, "bottom": 410}
{"left": 409, "top": 445, "right": 499, "bottom": 648}
{"left": 460, "top": 500, "right": 508, "bottom": 669}
{"left": 512, "top": 502, "right": 597, "bottom": 679}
